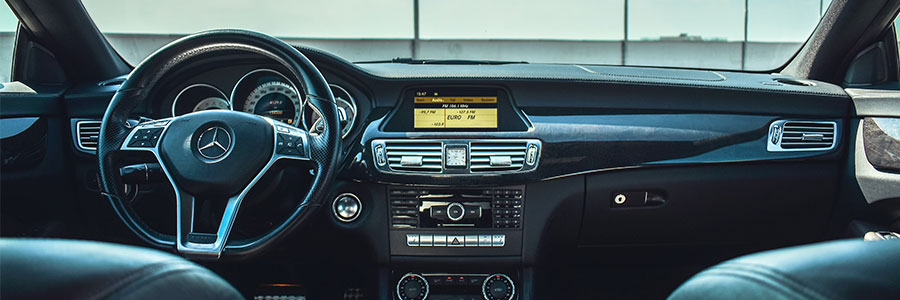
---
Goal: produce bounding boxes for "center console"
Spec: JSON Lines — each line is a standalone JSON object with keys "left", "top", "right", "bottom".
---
{"left": 387, "top": 186, "right": 524, "bottom": 299}
{"left": 368, "top": 86, "right": 533, "bottom": 299}
{"left": 388, "top": 186, "right": 524, "bottom": 256}
{"left": 395, "top": 272, "right": 517, "bottom": 300}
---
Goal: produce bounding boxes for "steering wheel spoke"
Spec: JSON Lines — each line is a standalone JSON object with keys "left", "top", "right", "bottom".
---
{"left": 173, "top": 118, "right": 313, "bottom": 259}
{"left": 175, "top": 189, "right": 241, "bottom": 259}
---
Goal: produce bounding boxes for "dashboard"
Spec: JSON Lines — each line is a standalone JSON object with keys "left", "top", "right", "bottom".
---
{"left": 65, "top": 46, "right": 855, "bottom": 299}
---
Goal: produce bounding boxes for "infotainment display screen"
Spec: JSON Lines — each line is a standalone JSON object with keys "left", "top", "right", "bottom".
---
{"left": 413, "top": 92, "right": 498, "bottom": 129}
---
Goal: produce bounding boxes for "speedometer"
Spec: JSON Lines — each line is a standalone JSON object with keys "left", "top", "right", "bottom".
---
{"left": 243, "top": 81, "right": 302, "bottom": 125}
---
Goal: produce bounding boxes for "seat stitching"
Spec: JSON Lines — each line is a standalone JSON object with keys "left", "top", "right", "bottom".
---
{"left": 702, "top": 262, "right": 837, "bottom": 300}
{"left": 75, "top": 259, "right": 199, "bottom": 300}
{"left": 101, "top": 265, "right": 224, "bottom": 300}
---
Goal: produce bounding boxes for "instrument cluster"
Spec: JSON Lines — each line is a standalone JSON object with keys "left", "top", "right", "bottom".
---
{"left": 171, "top": 68, "right": 356, "bottom": 138}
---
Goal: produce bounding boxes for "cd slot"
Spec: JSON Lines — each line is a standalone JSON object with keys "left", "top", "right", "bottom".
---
{"left": 388, "top": 187, "right": 524, "bottom": 230}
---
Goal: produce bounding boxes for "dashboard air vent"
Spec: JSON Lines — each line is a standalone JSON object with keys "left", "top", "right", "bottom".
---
{"left": 767, "top": 120, "right": 837, "bottom": 152}
{"left": 76, "top": 120, "right": 102, "bottom": 151}
{"left": 389, "top": 190, "right": 420, "bottom": 228}
{"left": 384, "top": 141, "right": 443, "bottom": 172}
{"left": 470, "top": 141, "right": 528, "bottom": 172}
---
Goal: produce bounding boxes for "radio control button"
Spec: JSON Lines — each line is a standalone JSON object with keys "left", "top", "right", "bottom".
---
{"left": 430, "top": 206, "right": 447, "bottom": 219}
{"left": 420, "top": 234, "right": 433, "bottom": 247}
{"left": 465, "top": 235, "right": 479, "bottom": 247}
{"left": 478, "top": 235, "right": 492, "bottom": 247}
{"left": 448, "top": 235, "right": 464, "bottom": 247}
{"left": 406, "top": 234, "right": 420, "bottom": 247}
{"left": 447, "top": 203, "right": 465, "bottom": 221}
{"left": 492, "top": 234, "right": 506, "bottom": 247}
{"left": 465, "top": 206, "right": 482, "bottom": 218}
{"left": 433, "top": 235, "right": 447, "bottom": 246}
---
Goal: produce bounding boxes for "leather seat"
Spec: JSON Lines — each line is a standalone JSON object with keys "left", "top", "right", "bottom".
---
{"left": 0, "top": 238, "right": 244, "bottom": 300}
{"left": 669, "top": 239, "right": 900, "bottom": 300}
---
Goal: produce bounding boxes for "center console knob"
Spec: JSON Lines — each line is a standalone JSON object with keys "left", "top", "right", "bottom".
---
{"left": 483, "top": 274, "right": 515, "bottom": 300}
{"left": 447, "top": 202, "right": 465, "bottom": 221}
{"left": 396, "top": 273, "right": 428, "bottom": 300}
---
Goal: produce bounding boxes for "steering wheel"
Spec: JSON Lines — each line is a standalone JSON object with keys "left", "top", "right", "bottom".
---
{"left": 97, "top": 30, "right": 340, "bottom": 259}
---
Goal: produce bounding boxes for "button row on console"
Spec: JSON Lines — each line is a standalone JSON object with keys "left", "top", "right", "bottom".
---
{"left": 407, "top": 234, "right": 505, "bottom": 247}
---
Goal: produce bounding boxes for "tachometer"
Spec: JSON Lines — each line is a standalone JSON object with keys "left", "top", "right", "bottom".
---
{"left": 171, "top": 84, "right": 229, "bottom": 116}
{"left": 243, "top": 81, "right": 302, "bottom": 126}
{"left": 193, "top": 97, "right": 230, "bottom": 112}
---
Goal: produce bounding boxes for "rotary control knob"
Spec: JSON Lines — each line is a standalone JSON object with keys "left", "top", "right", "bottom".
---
{"left": 483, "top": 274, "right": 515, "bottom": 300}
{"left": 396, "top": 273, "right": 428, "bottom": 300}
{"left": 332, "top": 193, "right": 361, "bottom": 222}
{"left": 447, "top": 202, "right": 465, "bottom": 221}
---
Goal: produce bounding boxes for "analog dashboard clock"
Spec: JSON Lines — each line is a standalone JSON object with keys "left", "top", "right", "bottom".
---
{"left": 445, "top": 146, "right": 468, "bottom": 167}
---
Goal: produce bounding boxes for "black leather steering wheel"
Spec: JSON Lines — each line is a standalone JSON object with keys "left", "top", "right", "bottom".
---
{"left": 97, "top": 30, "right": 340, "bottom": 259}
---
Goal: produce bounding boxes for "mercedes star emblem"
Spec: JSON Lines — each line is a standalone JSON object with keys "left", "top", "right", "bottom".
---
{"left": 197, "top": 127, "right": 232, "bottom": 159}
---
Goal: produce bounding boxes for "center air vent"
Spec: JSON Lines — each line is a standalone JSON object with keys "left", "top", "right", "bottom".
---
{"left": 75, "top": 120, "right": 102, "bottom": 152}
{"left": 767, "top": 120, "right": 837, "bottom": 152}
{"left": 470, "top": 141, "right": 528, "bottom": 172}
{"left": 372, "top": 139, "right": 541, "bottom": 175}
{"left": 384, "top": 141, "right": 443, "bottom": 172}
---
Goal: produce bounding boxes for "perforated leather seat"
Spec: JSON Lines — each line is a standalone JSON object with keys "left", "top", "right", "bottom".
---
{"left": 0, "top": 238, "right": 244, "bottom": 300}
{"left": 669, "top": 239, "right": 900, "bottom": 300}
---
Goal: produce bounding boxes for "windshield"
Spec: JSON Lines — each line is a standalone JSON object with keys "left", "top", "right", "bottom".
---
{"left": 81, "top": 0, "right": 832, "bottom": 71}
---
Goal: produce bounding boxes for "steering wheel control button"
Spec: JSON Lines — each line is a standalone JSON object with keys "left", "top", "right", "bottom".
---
{"left": 276, "top": 133, "right": 298, "bottom": 155}
{"left": 332, "top": 193, "right": 361, "bottom": 223}
{"left": 492, "top": 234, "right": 506, "bottom": 247}
{"left": 482, "top": 274, "right": 515, "bottom": 300}
{"left": 406, "top": 234, "right": 420, "bottom": 247}
{"left": 397, "top": 273, "right": 429, "bottom": 300}
{"left": 447, "top": 202, "right": 465, "bottom": 221}
{"left": 128, "top": 128, "right": 164, "bottom": 148}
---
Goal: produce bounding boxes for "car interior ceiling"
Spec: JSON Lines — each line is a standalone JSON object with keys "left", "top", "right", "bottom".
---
{"left": 1, "top": 0, "right": 900, "bottom": 299}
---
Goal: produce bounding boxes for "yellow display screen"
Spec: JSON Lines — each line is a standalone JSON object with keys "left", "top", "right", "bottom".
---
{"left": 413, "top": 96, "right": 498, "bottom": 129}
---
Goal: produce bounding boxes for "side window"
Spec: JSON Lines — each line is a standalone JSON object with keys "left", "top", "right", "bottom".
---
{"left": 1, "top": 3, "right": 16, "bottom": 83}
{"left": 895, "top": 14, "right": 900, "bottom": 73}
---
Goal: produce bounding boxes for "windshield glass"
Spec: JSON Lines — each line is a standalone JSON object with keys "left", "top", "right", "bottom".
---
{"left": 81, "top": 0, "right": 833, "bottom": 71}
